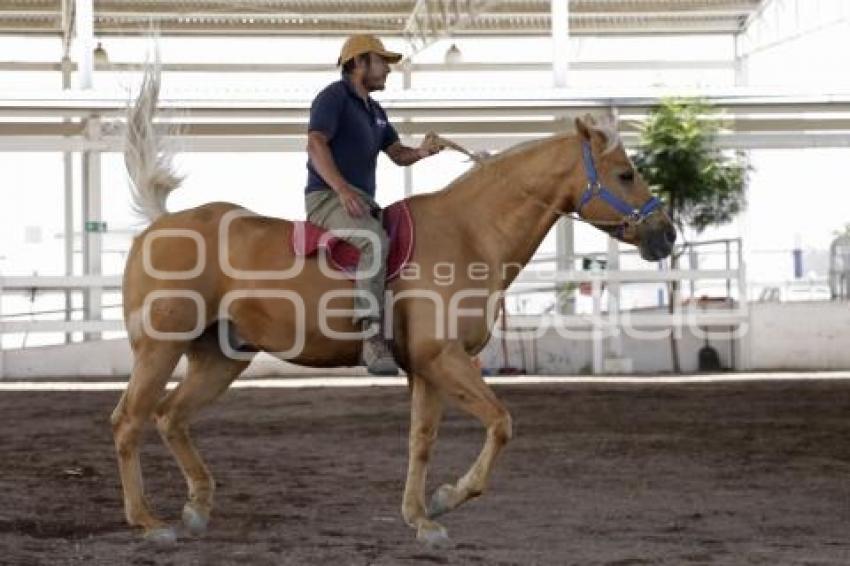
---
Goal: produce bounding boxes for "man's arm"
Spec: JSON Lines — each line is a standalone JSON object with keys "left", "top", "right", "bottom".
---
{"left": 384, "top": 141, "right": 431, "bottom": 166}
{"left": 306, "top": 131, "right": 348, "bottom": 193}
{"left": 307, "top": 131, "right": 367, "bottom": 217}
{"left": 385, "top": 136, "right": 442, "bottom": 166}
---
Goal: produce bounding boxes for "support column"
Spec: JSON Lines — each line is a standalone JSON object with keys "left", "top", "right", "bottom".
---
{"left": 733, "top": 35, "right": 748, "bottom": 87}
{"left": 82, "top": 117, "right": 103, "bottom": 341}
{"left": 74, "top": 0, "right": 103, "bottom": 340}
{"left": 62, "top": 55, "right": 74, "bottom": 344}
{"left": 552, "top": 0, "right": 569, "bottom": 88}
{"left": 74, "top": 0, "right": 94, "bottom": 89}
{"left": 552, "top": 0, "right": 574, "bottom": 313}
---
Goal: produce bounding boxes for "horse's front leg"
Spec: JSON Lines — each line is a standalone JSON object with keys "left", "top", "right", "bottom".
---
{"left": 417, "top": 344, "right": 513, "bottom": 527}
{"left": 401, "top": 375, "right": 448, "bottom": 546}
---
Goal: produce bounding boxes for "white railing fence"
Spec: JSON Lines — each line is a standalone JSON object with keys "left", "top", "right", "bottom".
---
{"left": 507, "top": 265, "right": 749, "bottom": 374}
{"left": 0, "top": 260, "right": 749, "bottom": 378}
{"left": 0, "top": 275, "right": 124, "bottom": 377}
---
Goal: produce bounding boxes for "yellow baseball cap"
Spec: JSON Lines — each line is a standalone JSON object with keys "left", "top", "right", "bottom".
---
{"left": 337, "top": 34, "right": 403, "bottom": 66}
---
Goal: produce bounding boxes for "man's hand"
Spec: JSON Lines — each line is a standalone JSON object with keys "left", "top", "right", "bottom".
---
{"left": 416, "top": 131, "right": 444, "bottom": 159}
{"left": 336, "top": 185, "right": 368, "bottom": 217}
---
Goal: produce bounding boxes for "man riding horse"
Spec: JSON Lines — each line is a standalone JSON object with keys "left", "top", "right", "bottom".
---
{"left": 305, "top": 34, "right": 443, "bottom": 375}
{"left": 113, "top": 38, "right": 676, "bottom": 546}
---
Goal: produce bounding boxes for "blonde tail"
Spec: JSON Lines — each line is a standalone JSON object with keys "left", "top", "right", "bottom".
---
{"left": 124, "top": 53, "right": 183, "bottom": 223}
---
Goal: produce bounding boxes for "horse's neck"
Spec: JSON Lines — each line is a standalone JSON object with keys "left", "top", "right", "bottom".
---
{"left": 435, "top": 136, "right": 580, "bottom": 286}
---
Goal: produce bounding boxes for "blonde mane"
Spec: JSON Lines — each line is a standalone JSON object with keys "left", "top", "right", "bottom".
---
{"left": 441, "top": 113, "right": 622, "bottom": 190}
{"left": 587, "top": 114, "right": 622, "bottom": 156}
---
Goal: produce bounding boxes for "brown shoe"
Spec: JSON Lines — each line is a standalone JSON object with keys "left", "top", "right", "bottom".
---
{"left": 360, "top": 322, "right": 399, "bottom": 376}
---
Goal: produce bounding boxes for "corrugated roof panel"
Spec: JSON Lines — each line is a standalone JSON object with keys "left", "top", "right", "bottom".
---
{"left": 0, "top": 0, "right": 766, "bottom": 36}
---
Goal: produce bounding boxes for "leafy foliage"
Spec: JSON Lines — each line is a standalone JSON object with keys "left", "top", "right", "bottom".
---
{"left": 632, "top": 99, "right": 748, "bottom": 234}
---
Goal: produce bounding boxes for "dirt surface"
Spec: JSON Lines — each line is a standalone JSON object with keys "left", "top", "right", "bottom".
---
{"left": 3, "top": 379, "right": 850, "bottom": 565}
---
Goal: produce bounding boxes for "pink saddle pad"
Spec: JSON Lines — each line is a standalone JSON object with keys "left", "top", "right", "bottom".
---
{"left": 291, "top": 199, "right": 414, "bottom": 282}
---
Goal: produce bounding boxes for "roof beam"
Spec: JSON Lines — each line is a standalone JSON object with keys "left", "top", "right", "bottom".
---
{"left": 0, "top": 0, "right": 768, "bottom": 37}
{"left": 0, "top": 58, "right": 735, "bottom": 72}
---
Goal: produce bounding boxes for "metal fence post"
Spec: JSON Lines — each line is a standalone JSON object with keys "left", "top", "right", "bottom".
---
{"left": 591, "top": 261, "right": 603, "bottom": 375}
{"left": 737, "top": 250, "right": 752, "bottom": 371}
{"left": 0, "top": 274, "right": 5, "bottom": 379}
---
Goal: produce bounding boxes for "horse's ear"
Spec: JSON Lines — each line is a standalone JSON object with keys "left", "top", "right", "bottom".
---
{"left": 575, "top": 115, "right": 593, "bottom": 141}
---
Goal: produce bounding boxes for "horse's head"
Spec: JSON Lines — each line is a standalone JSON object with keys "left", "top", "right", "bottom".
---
{"left": 572, "top": 115, "right": 676, "bottom": 261}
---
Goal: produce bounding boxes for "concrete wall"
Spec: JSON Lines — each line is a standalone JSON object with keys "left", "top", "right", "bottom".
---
{"left": 478, "top": 315, "right": 740, "bottom": 375}
{"left": 2, "top": 302, "right": 848, "bottom": 378}
{"left": 478, "top": 302, "right": 850, "bottom": 374}
{"left": 747, "top": 302, "right": 850, "bottom": 370}
{"left": 1, "top": 340, "right": 368, "bottom": 379}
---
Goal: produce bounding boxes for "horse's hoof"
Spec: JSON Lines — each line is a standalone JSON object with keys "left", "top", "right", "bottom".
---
{"left": 143, "top": 525, "right": 177, "bottom": 544}
{"left": 417, "top": 521, "right": 453, "bottom": 549}
{"left": 427, "top": 484, "right": 456, "bottom": 519}
{"left": 182, "top": 503, "right": 209, "bottom": 535}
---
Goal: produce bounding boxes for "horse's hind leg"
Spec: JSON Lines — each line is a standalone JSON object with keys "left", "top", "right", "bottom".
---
{"left": 111, "top": 339, "right": 187, "bottom": 542}
{"left": 153, "top": 330, "right": 252, "bottom": 535}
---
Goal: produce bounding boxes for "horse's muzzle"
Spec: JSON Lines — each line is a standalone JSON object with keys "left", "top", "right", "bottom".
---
{"left": 638, "top": 221, "right": 677, "bottom": 261}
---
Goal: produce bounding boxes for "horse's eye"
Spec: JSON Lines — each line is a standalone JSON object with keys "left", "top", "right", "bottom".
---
{"left": 619, "top": 171, "right": 635, "bottom": 183}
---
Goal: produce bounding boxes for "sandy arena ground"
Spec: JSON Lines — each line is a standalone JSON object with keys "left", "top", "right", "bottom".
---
{"left": 2, "top": 377, "right": 850, "bottom": 565}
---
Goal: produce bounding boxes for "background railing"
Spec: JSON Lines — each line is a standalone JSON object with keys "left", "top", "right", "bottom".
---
{"left": 0, "top": 258, "right": 749, "bottom": 377}
{"left": 0, "top": 275, "right": 124, "bottom": 376}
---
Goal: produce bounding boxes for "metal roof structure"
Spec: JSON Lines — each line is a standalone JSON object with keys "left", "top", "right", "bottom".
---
{"left": 1, "top": 1, "right": 765, "bottom": 38}
{"left": 2, "top": 91, "right": 849, "bottom": 152}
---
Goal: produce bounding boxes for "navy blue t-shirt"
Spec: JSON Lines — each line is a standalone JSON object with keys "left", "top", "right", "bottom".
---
{"left": 305, "top": 78, "right": 399, "bottom": 198}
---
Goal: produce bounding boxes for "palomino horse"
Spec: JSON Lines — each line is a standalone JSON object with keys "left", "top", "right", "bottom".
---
{"left": 111, "top": 64, "right": 676, "bottom": 545}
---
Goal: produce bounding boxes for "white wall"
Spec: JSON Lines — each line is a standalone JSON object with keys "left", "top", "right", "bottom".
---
{"left": 747, "top": 302, "right": 850, "bottom": 370}
{"left": 478, "top": 313, "right": 740, "bottom": 375}
{"left": 480, "top": 303, "right": 850, "bottom": 375}
{"left": 4, "top": 301, "right": 848, "bottom": 379}
{"left": 1, "top": 339, "right": 369, "bottom": 379}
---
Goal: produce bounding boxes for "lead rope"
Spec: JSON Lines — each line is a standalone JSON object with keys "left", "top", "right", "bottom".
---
{"left": 428, "top": 133, "right": 490, "bottom": 165}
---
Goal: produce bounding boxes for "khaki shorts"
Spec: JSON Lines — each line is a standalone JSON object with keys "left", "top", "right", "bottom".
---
{"left": 304, "top": 187, "right": 389, "bottom": 324}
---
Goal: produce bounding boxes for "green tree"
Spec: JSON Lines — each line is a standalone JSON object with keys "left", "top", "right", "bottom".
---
{"left": 633, "top": 99, "right": 747, "bottom": 235}
{"left": 632, "top": 98, "right": 749, "bottom": 373}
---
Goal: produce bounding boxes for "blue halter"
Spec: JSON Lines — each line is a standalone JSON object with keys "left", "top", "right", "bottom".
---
{"left": 577, "top": 141, "right": 662, "bottom": 239}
